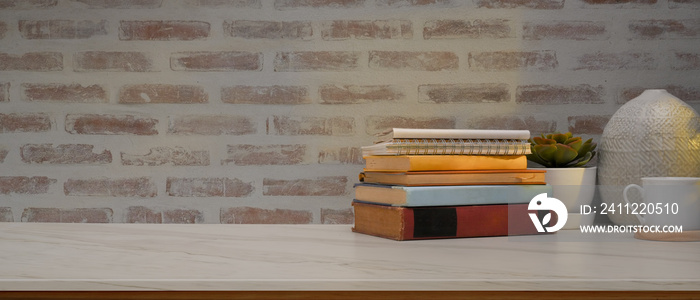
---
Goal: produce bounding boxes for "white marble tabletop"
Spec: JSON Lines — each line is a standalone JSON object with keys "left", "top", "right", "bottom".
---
{"left": 0, "top": 223, "right": 698, "bottom": 291}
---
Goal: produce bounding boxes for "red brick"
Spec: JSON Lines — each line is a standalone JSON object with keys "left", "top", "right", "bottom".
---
{"left": 0, "top": 1, "right": 57, "bottom": 9}
{"left": 21, "top": 144, "right": 112, "bottom": 164}
{"left": 620, "top": 86, "right": 700, "bottom": 103}
{"left": 22, "top": 208, "right": 61, "bottom": 222}
{"left": 574, "top": 51, "right": 657, "bottom": 71}
{"left": 321, "top": 20, "right": 412, "bottom": 40}
{"left": 468, "top": 51, "right": 557, "bottom": 71}
{"left": 516, "top": 85, "right": 605, "bottom": 104}
{"left": 568, "top": 115, "right": 611, "bottom": 135}
{"left": 376, "top": 0, "right": 461, "bottom": 7}
{"left": 163, "top": 209, "right": 204, "bottom": 224}
{"left": 321, "top": 208, "right": 353, "bottom": 224}
{"left": 0, "top": 113, "right": 51, "bottom": 133}
{"left": 671, "top": 52, "right": 700, "bottom": 70}
{"left": 0, "top": 207, "right": 12, "bottom": 222}
{"left": 222, "top": 144, "right": 306, "bottom": 165}
{"left": 319, "top": 85, "right": 403, "bottom": 104}
{"left": 523, "top": 21, "right": 608, "bottom": 40}
{"left": 66, "top": 114, "right": 158, "bottom": 135}
{"left": 629, "top": 19, "right": 700, "bottom": 39}
{"left": 0, "top": 52, "right": 63, "bottom": 71}
{"left": 669, "top": 0, "right": 700, "bottom": 8}
{"left": 365, "top": 116, "right": 455, "bottom": 135}
{"left": 0, "top": 82, "right": 8, "bottom": 102}
{"left": 19, "top": 20, "right": 107, "bottom": 39}
{"left": 22, "top": 208, "right": 112, "bottom": 223}
{"left": 424, "top": 19, "right": 513, "bottom": 39}
{"left": 167, "top": 177, "right": 224, "bottom": 197}
{"left": 74, "top": 51, "right": 155, "bottom": 72}
{"left": 220, "top": 207, "right": 313, "bottom": 224}
{"left": 267, "top": 116, "right": 355, "bottom": 135}
{"left": 184, "top": 0, "right": 262, "bottom": 8}
{"left": 274, "top": 51, "right": 361, "bottom": 72}
{"left": 318, "top": 146, "right": 364, "bottom": 164}
{"left": 0, "top": 176, "right": 55, "bottom": 194}
{"left": 119, "top": 84, "right": 208, "bottom": 104}
{"left": 119, "top": 20, "right": 209, "bottom": 41}
{"left": 168, "top": 115, "right": 256, "bottom": 135}
{"left": 65, "top": 177, "right": 157, "bottom": 197}
{"left": 224, "top": 20, "right": 313, "bottom": 40}
{"left": 59, "top": 208, "right": 113, "bottom": 223}
{"left": 224, "top": 178, "right": 255, "bottom": 197}
{"left": 126, "top": 206, "right": 162, "bottom": 223}
{"left": 73, "top": 0, "right": 162, "bottom": 8}
{"left": 274, "top": 0, "right": 365, "bottom": 9}
{"left": 21, "top": 83, "right": 108, "bottom": 103}
{"left": 418, "top": 83, "right": 509, "bottom": 103}
{"left": 474, "top": 0, "right": 564, "bottom": 8}
{"left": 222, "top": 86, "right": 310, "bottom": 104}
{"left": 381, "top": 0, "right": 464, "bottom": 7}
{"left": 0, "top": 22, "right": 6, "bottom": 39}
{"left": 167, "top": 177, "right": 254, "bottom": 197}
{"left": 369, "top": 51, "right": 458, "bottom": 71}
{"left": 619, "top": 87, "right": 648, "bottom": 103}
{"left": 463, "top": 116, "right": 557, "bottom": 135}
{"left": 263, "top": 176, "right": 347, "bottom": 196}
{"left": 580, "top": 0, "right": 655, "bottom": 5}
{"left": 121, "top": 147, "right": 209, "bottom": 166}
{"left": 171, "top": 51, "right": 262, "bottom": 71}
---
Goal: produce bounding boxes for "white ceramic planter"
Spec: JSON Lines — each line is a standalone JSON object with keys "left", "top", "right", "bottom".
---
{"left": 531, "top": 167, "right": 597, "bottom": 229}
{"left": 536, "top": 167, "right": 597, "bottom": 212}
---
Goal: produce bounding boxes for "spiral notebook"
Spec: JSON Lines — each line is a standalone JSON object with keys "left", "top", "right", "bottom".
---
{"left": 364, "top": 128, "right": 532, "bottom": 156}
{"left": 362, "top": 138, "right": 531, "bottom": 156}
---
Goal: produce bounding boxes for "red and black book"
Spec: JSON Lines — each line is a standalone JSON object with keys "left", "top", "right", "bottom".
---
{"left": 352, "top": 201, "right": 554, "bottom": 241}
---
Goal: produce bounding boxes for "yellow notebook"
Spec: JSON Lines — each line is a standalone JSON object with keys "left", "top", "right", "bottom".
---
{"left": 363, "top": 155, "right": 526, "bottom": 172}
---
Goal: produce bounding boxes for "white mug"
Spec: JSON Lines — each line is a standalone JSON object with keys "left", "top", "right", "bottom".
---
{"left": 623, "top": 177, "right": 700, "bottom": 230}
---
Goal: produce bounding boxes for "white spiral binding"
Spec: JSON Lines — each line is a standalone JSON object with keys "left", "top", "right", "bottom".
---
{"left": 388, "top": 139, "right": 530, "bottom": 155}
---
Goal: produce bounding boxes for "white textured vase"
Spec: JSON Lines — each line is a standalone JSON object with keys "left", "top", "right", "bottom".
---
{"left": 598, "top": 89, "right": 700, "bottom": 225}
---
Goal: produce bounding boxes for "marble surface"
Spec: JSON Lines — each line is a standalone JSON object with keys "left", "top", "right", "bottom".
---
{"left": 0, "top": 223, "right": 699, "bottom": 291}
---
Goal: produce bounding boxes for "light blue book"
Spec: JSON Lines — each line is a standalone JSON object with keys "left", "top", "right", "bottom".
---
{"left": 354, "top": 183, "right": 552, "bottom": 207}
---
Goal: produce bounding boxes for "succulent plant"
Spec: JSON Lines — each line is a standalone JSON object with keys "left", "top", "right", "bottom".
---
{"left": 526, "top": 132, "right": 597, "bottom": 168}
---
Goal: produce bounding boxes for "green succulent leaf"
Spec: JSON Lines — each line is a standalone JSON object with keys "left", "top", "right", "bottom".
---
{"left": 588, "top": 139, "right": 597, "bottom": 152}
{"left": 530, "top": 144, "right": 558, "bottom": 167}
{"left": 534, "top": 144, "right": 557, "bottom": 159}
{"left": 532, "top": 136, "right": 556, "bottom": 145}
{"left": 564, "top": 136, "right": 580, "bottom": 145}
{"left": 565, "top": 137, "right": 583, "bottom": 152}
{"left": 553, "top": 144, "right": 578, "bottom": 167}
{"left": 575, "top": 139, "right": 597, "bottom": 160}
{"left": 550, "top": 133, "right": 569, "bottom": 144}
{"left": 570, "top": 152, "right": 594, "bottom": 167}
{"left": 526, "top": 153, "right": 550, "bottom": 167}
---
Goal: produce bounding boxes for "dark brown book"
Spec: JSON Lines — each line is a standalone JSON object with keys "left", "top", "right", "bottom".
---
{"left": 352, "top": 201, "right": 552, "bottom": 241}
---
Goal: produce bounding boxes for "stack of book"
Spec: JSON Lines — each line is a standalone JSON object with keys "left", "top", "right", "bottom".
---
{"left": 353, "top": 128, "right": 553, "bottom": 241}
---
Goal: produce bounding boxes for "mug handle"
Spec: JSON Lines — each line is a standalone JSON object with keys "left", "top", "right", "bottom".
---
{"left": 623, "top": 184, "right": 645, "bottom": 225}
